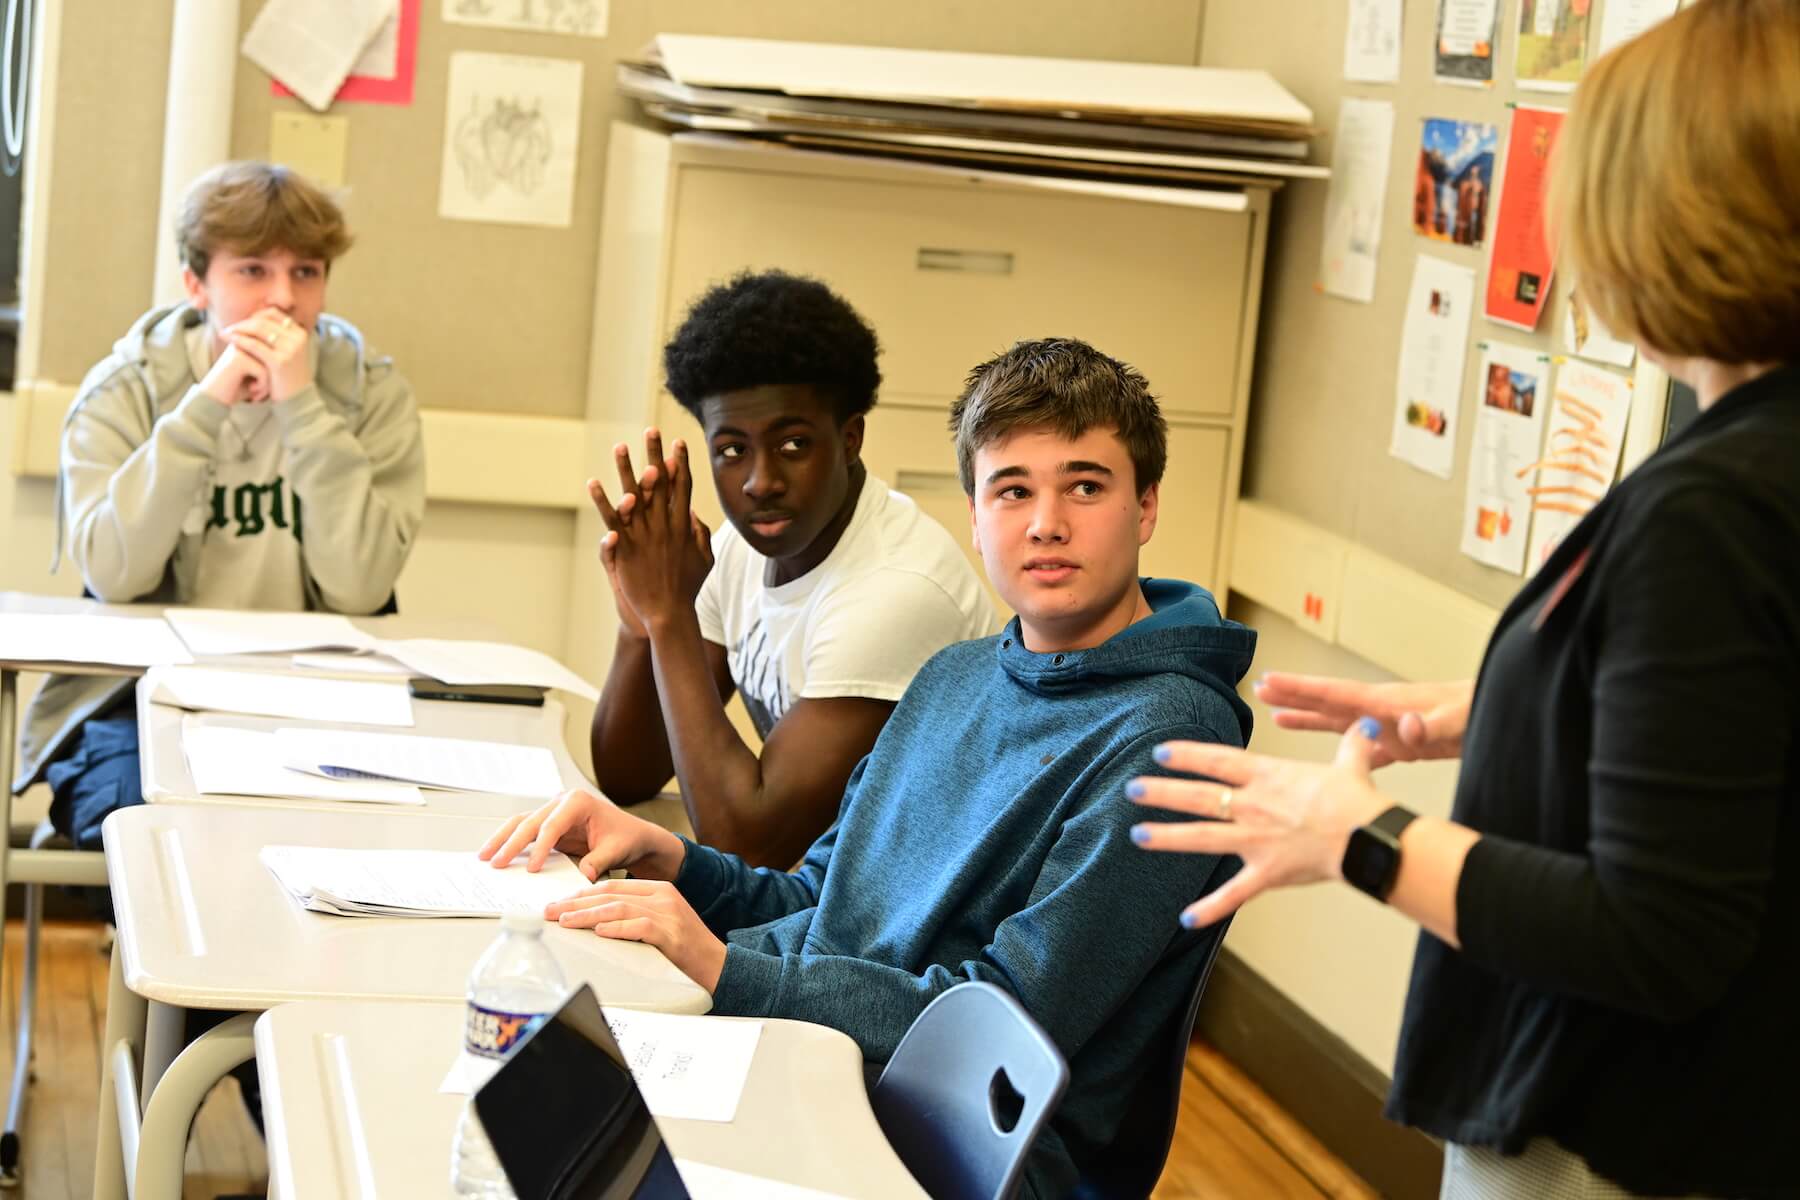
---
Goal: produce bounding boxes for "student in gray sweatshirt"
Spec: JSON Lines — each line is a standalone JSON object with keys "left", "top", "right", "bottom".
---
{"left": 483, "top": 338, "right": 1254, "bottom": 1196}
{"left": 13, "top": 162, "right": 424, "bottom": 849}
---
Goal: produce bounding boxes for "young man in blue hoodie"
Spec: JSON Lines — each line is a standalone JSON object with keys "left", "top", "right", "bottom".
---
{"left": 482, "top": 338, "right": 1256, "bottom": 1196}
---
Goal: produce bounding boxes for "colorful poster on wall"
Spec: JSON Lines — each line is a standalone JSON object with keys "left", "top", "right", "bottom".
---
{"left": 1411, "top": 118, "right": 1497, "bottom": 247}
{"left": 1461, "top": 342, "right": 1552, "bottom": 573}
{"left": 1435, "top": 0, "right": 1502, "bottom": 86}
{"left": 1320, "top": 99, "right": 1396, "bottom": 303}
{"left": 1522, "top": 360, "right": 1632, "bottom": 573}
{"left": 1390, "top": 254, "right": 1476, "bottom": 478}
{"left": 1596, "top": 0, "right": 1680, "bottom": 55}
{"left": 271, "top": 0, "right": 420, "bottom": 107}
{"left": 1485, "top": 106, "right": 1565, "bottom": 330}
{"left": 1345, "top": 0, "right": 1405, "bottom": 82}
{"left": 438, "top": 53, "right": 584, "bottom": 228}
{"left": 1516, "top": 0, "right": 1593, "bottom": 91}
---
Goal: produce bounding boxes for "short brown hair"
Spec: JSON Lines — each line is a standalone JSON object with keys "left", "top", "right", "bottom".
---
{"left": 175, "top": 161, "right": 354, "bottom": 279}
{"left": 951, "top": 338, "right": 1168, "bottom": 496}
{"left": 1549, "top": 0, "right": 1800, "bottom": 365}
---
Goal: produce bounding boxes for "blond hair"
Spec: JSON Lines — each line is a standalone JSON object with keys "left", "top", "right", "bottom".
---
{"left": 1550, "top": 0, "right": 1799, "bottom": 365}
{"left": 175, "top": 161, "right": 353, "bottom": 279}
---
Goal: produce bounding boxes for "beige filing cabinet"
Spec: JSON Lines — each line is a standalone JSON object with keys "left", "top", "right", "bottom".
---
{"left": 589, "top": 122, "right": 1274, "bottom": 624}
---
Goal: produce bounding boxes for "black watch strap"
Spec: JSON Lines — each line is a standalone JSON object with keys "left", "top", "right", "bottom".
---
{"left": 1342, "top": 804, "right": 1420, "bottom": 901}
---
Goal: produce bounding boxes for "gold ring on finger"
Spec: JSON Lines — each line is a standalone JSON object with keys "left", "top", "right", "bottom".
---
{"left": 1218, "top": 788, "right": 1234, "bottom": 821}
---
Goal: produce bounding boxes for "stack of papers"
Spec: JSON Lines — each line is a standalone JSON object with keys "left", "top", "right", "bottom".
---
{"left": 380, "top": 638, "right": 600, "bottom": 702}
{"left": 182, "top": 723, "right": 424, "bottom": 805}
{"left": 620, "top": 35, "right": 1326, "bottom": 187}
{"left": 149, "top": 665, "right": 414, "bottom": 726}
{"left": 275, "top": 727, "right": 565, "bottom": 797}
{"left": 0, "top": 612, "right": 194, "bottom": 668}
{"left": 260, "top": 845, "right": 586, "bottom": 917}
{"left": 164, "top": 608, "right": 379, "bottom": 656}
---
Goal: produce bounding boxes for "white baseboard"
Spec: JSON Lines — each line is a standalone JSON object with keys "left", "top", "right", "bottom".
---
{"left": 6, "top": 383, "right": 584, "bottom": 510}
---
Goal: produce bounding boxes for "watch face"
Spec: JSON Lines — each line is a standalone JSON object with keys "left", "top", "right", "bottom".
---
{"left": 1344, "top": 826, "right": 1402, "bottom": 899}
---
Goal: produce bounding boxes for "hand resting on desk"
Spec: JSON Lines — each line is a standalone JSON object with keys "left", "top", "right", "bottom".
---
{"left": 477, "top": 789, "right": 728, "bottom": 992}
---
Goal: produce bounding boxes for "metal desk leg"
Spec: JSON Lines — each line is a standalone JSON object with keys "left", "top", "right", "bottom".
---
{"left": 94, "top": 938, "right": 147, "bottom": 1200}
{"left": 140, "top": 1002, "right": 187, "bottom": 1107}
{"left": 133, "top": 1013, "right": 256, "bottom": 1200}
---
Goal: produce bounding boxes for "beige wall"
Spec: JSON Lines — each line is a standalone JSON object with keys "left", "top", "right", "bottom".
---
{"left": 1202, "top": 0, "right": 1573, "bottom": 612}
{"left": 1224, "top": 595, "right": 1462, "bottom": 1073}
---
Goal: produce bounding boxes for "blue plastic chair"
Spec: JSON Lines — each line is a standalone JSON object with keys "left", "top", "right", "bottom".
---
{"left": 871, "top": 981, "right": 1070, "bottom": 1200}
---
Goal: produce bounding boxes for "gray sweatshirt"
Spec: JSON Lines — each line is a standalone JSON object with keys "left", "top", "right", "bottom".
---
{"left": 13, "top": 302, "right": 425, "bottom": 791}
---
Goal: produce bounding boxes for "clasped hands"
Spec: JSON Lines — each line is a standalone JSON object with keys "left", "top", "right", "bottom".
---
{"left": 202, "top": 306, "right": 313, "bottom": 407}
{"left": 589, "top": 429, "right": 714, "bottom": 636}
{"left": 479, "top": 787, "right": 728, "bottom": 994}
{"left": 1127, "top": 674, "right": 1472, "bottom": 928}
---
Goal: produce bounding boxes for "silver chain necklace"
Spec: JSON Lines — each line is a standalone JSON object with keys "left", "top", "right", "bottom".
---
{"left": 226, "top": 406, "right": 275, "bottom": 462}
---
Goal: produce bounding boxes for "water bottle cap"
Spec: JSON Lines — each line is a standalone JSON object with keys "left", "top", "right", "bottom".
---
{"left": 500, "top": 911, "right": 546, "bottom": 933}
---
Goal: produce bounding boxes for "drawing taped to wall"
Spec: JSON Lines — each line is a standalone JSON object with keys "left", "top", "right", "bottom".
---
{"left": 445, "top": 0, "right": 608, "bottom": 38}
{"left": 439, "top": 53, "right": 584, "bottom": 228}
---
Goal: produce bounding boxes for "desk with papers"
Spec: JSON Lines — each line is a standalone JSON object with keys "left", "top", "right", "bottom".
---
{"left": 256, "top": 1001, "right": 927, "bottom": 1199}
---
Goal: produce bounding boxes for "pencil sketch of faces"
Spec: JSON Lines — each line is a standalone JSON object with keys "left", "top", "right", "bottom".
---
{"left": 456, "top": 0, "right": 606, "bottom": 34}
{"left": 455, "top": 95, "right": 552, "bottom": 199}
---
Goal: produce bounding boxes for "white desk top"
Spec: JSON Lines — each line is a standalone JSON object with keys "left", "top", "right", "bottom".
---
{"left": 102, "top": 804, "right": 710, "bottom": 1014}
{"left": 135, "top": 676, "right": 590, "bottom": 819}
{"left": 255, "top": 1000, "right": 927, "bottom": 1200}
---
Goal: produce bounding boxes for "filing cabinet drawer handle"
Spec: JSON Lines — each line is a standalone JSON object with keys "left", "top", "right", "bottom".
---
{"left": 916, "top": 247, "right": 1015, "bottom": 276}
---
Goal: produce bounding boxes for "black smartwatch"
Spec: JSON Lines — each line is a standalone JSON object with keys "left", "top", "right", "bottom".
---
{"left": 1342, "top": 805, "right": 1420, "bottom": 901}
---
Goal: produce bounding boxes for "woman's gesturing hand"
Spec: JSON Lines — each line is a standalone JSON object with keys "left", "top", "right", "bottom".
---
{"left": 1127, "top": 721, "right": 1390, "bottom": 929}
{"left": 1254, "top": 673, "right": 1473, "bottom": 767}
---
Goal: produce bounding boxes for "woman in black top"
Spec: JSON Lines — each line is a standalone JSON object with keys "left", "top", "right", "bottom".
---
{"left": 1127, "top": 1, "right": 1799, "bottom": 1196}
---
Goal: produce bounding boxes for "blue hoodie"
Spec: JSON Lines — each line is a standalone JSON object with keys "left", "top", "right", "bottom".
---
{"left": 674, "top": 579, "right": 1256, "bottom": 1196}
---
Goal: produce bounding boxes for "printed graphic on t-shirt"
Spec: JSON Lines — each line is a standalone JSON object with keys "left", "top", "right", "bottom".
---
{"left": 205, "top": 475, "right": 304, "bottom": 540}
{"left": 729, "top": 617, "right": 784, "bottom": 739}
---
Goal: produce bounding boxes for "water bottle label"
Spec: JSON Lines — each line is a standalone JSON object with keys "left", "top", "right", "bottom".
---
{"left": 464, "top": 1002, "right": 548, "bottom": 1061}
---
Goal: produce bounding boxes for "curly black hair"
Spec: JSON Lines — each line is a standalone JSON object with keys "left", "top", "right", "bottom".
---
{"left": 662, "top": 270, "right": 882, "bottom": 424}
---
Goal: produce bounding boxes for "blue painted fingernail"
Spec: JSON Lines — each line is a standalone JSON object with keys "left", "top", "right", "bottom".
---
{"left": 1357, "top": 716, "right": 1381, "bottom": 740}
{"left": 1129, "top": 824, "right": 1152, "bottom": 845}
{"left": 1153, "top": 744, "right": 1173, "bottom": 765}
{"left": 1179, "top": 910, "right": 1200, "bottom": 928}
{"left": 1125, "top": 779, "right": 1147, "bottom": 799}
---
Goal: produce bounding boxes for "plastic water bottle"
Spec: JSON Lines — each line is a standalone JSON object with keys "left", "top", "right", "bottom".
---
{"left": 450, "top": 912, "right": 569, "bottom": 1198}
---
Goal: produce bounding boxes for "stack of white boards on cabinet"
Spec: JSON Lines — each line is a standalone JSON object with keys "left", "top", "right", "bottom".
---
{"left": 618, "top": 35, "right": 1327, "bottom": 189}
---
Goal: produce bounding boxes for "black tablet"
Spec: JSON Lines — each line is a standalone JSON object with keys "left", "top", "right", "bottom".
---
{"left": 474, "top": 983, "right": 692, "bottom": 1200}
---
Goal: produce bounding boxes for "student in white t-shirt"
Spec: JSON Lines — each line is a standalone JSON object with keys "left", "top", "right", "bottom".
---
{"left": 588, "top": 271, "right": 992, "bottom": 867}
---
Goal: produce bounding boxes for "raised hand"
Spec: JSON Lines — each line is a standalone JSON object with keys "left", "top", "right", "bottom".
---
{"left": 1253, "top": 673, "right": 1473, "bottom": 768}
{"left": 593, "top": 430, "right": 714, "bottom": 631}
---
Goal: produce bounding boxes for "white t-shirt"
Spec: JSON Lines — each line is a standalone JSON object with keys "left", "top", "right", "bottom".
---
{"left": 184, "top": 325, "right": 308, "bottom": 611}
{"left": 696, "top": 474, "right": 994, "bottom": 739}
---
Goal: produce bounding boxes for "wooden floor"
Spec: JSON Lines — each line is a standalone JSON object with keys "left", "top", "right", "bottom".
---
{"left": 0, "top": 919, "right": 1372, "bottom": 1199}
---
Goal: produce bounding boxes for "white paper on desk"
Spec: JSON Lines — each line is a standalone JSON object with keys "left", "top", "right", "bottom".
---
{"left": 260, "top": 845, "right": 585, "bottom": 917}
{"left": 381, "top": 638, "right": 599, "bottom": 701}
{"left": 1596, "top": 0, "right": 1679, "bottom": 55}
{"left": 439, "top": 1010, "right": 763, "bottom": 1124}
{"left": 1344, "top": 0, "right": 1404, "bottom": 83}
{"left": 164, "top": 608, "right": 379, "bottom": 656}
{"left": 1524, "top": 361, "right": 1632, "bottom": 573}
{"left": 1461, "top": 341, "right": 1553, "bottom": 574}
{"left": 1319, "top": 98, "right": 1394, "bottom": 303}
{"left": 149, "top": 665, "right": 414, "bottom": 726}
{"left": 274, "top": 727, "right": 564, "bottom": 796}
{"left": 1390, "top": 255, "right": 1476, "bottom": 478}
{"left": 182, "top": 722, "right": 424, "bottom": 805}
{"left": 672, "top": 1161, "right": 852, "bottom": 1200}
{"left": 0, "top": 613, "right": 195, "bottom": 668}
{"left": 241, "top": 0, "right": 393, "bottom": 111}
{"left": 292, "top": 651, "right": 415, "bottom": 677}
